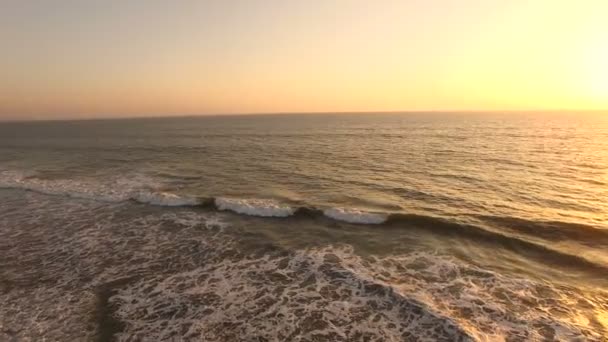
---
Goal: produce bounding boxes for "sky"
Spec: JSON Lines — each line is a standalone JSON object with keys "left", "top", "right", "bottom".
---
{"left": 1, "top": 0, "right": 607, "bottom": 120}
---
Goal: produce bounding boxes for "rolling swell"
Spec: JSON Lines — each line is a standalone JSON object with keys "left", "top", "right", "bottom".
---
{"left": 383, "top": 213, "right": 608, "bottom": 275}
{"left": 178, "top": 199, "right": 608, "bottom": 276}
{"left": 476, "top": 214, "right": 608, "bottom": 246}
{"left": 201, "top": 198, "right": 608, "bottom": 257}
{"left": 2, "top": 174, "right": 607, "bottom": 276}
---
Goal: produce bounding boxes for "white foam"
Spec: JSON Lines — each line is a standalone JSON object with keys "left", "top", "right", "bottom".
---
{"left": 109, "top": 244, "right": 606, "bottom": 341}
{"left": 2, "top": 191, "right": 602, "bottom": 341}
{"left": 215, "top": 197, "right": 295, "bottom": 217}
{"left": 0, "top": 196, "right": 228, "bottom": 341}
{"left": 0, "top": 169, "right": 201, "bottom": 207}
{"left": 132, "top": 191, "right": 200, "bottom": 206}
{"left": 323, "top": 207, "right": 387, "bottom": 224}
{"left": 0, "top": 170, "right": 129, "bottom": 202}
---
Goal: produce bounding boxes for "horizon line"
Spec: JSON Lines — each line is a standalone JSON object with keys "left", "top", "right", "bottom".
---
{"left": 1, "top": 109, "right": 607, "bottom": 123}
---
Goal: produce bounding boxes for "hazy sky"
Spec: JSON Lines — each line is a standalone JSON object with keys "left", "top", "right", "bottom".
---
{"left": 1, "top": 0, "right": 607, "bottom": 119}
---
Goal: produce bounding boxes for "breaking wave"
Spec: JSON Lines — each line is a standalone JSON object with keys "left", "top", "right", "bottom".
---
{"left": 215, "top": 197, "right": 295, "bottom": 217}
{"left": 1, "top": 169, "right": 607, "bottom": 275}
{"left": 132, "top": 191, "right": 200, "bottom": 207}
{"left": 0, "top": 170, "right": 201, "bottom": 207}
{"left": 322, "top": 207, "right": 387, "bottom": 224}
{"left": 1, "top": 180, "right": 607, "bottom": 341}
{"left": 2, "top": 194, "right": 604, "bottom": 340}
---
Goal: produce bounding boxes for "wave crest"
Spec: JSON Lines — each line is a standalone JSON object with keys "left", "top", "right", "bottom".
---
{"left": 323, "top": 207, "right": 387, "bottom": 224}
{"left": 2, "top": 169, "right": 607, "bottom": 269}
{"left": 215, "top": 197, "right": 295, "bottom": 217}
{"left": 0, "top": 170, "right": 200, "bottom": 207}
{"left": 132, "top": 191, "right": 200, "bottom": 207}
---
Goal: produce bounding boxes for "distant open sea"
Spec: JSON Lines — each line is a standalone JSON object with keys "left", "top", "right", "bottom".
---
{"left": 1, "top": 112, "right": 607, "bottom": 341}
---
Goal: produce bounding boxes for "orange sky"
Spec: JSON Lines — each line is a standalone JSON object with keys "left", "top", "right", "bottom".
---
{"left": 1, "top": 0, "right": 607, "bottom": 120}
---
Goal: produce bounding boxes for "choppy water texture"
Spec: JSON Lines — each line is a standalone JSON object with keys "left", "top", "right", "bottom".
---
{"left": 1, "top": 113, "right": 607, "bottom": 341}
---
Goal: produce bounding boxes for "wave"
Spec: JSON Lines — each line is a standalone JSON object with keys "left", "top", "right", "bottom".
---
{"left": 0, "top": 170, "right": 201, "bottom": 207}
{"left": 383, "top": 213, "right": 608, "bottom": 275}
{"left": 132, "top": 191, "right": 201, "bottom": 207}
{"left": 0, "top": 170, "right": 129, "bottom": 202}
{"left": 2, "top": 190, "right": 605, "bottom": 341}
{"left": 322, "top": 207, "right": 387, "bottom": 224}
{"left": 1, "top": 170, "right": 605, "bottom": 234}
{"left": 2, "top": 170, "right": 607, "bottom": 274}
{"left": 211, "top": 200, "right": 389, "bottom": 224}
{"left": 476, "top": 214, "right": 608, "bottom": 245}
{"left": 214, "top": 197, "right": 295, "bottom": 217}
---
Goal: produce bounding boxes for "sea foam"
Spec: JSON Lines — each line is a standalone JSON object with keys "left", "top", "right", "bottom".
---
{"left": 215, "top": 197, "right": 295, "bottom": 217}
{"left": 323, "top": 207, "right": 387, "bottom": 224}
{"left": 0, "top": 169, "right": 198, "bottom": 207}
{"left": 132, "top": 191, "right": 200, "bottom": 207}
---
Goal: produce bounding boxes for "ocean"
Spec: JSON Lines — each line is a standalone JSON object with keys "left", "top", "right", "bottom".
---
{"left": 1, "top": 112, "right": 607, "bottom": 341}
